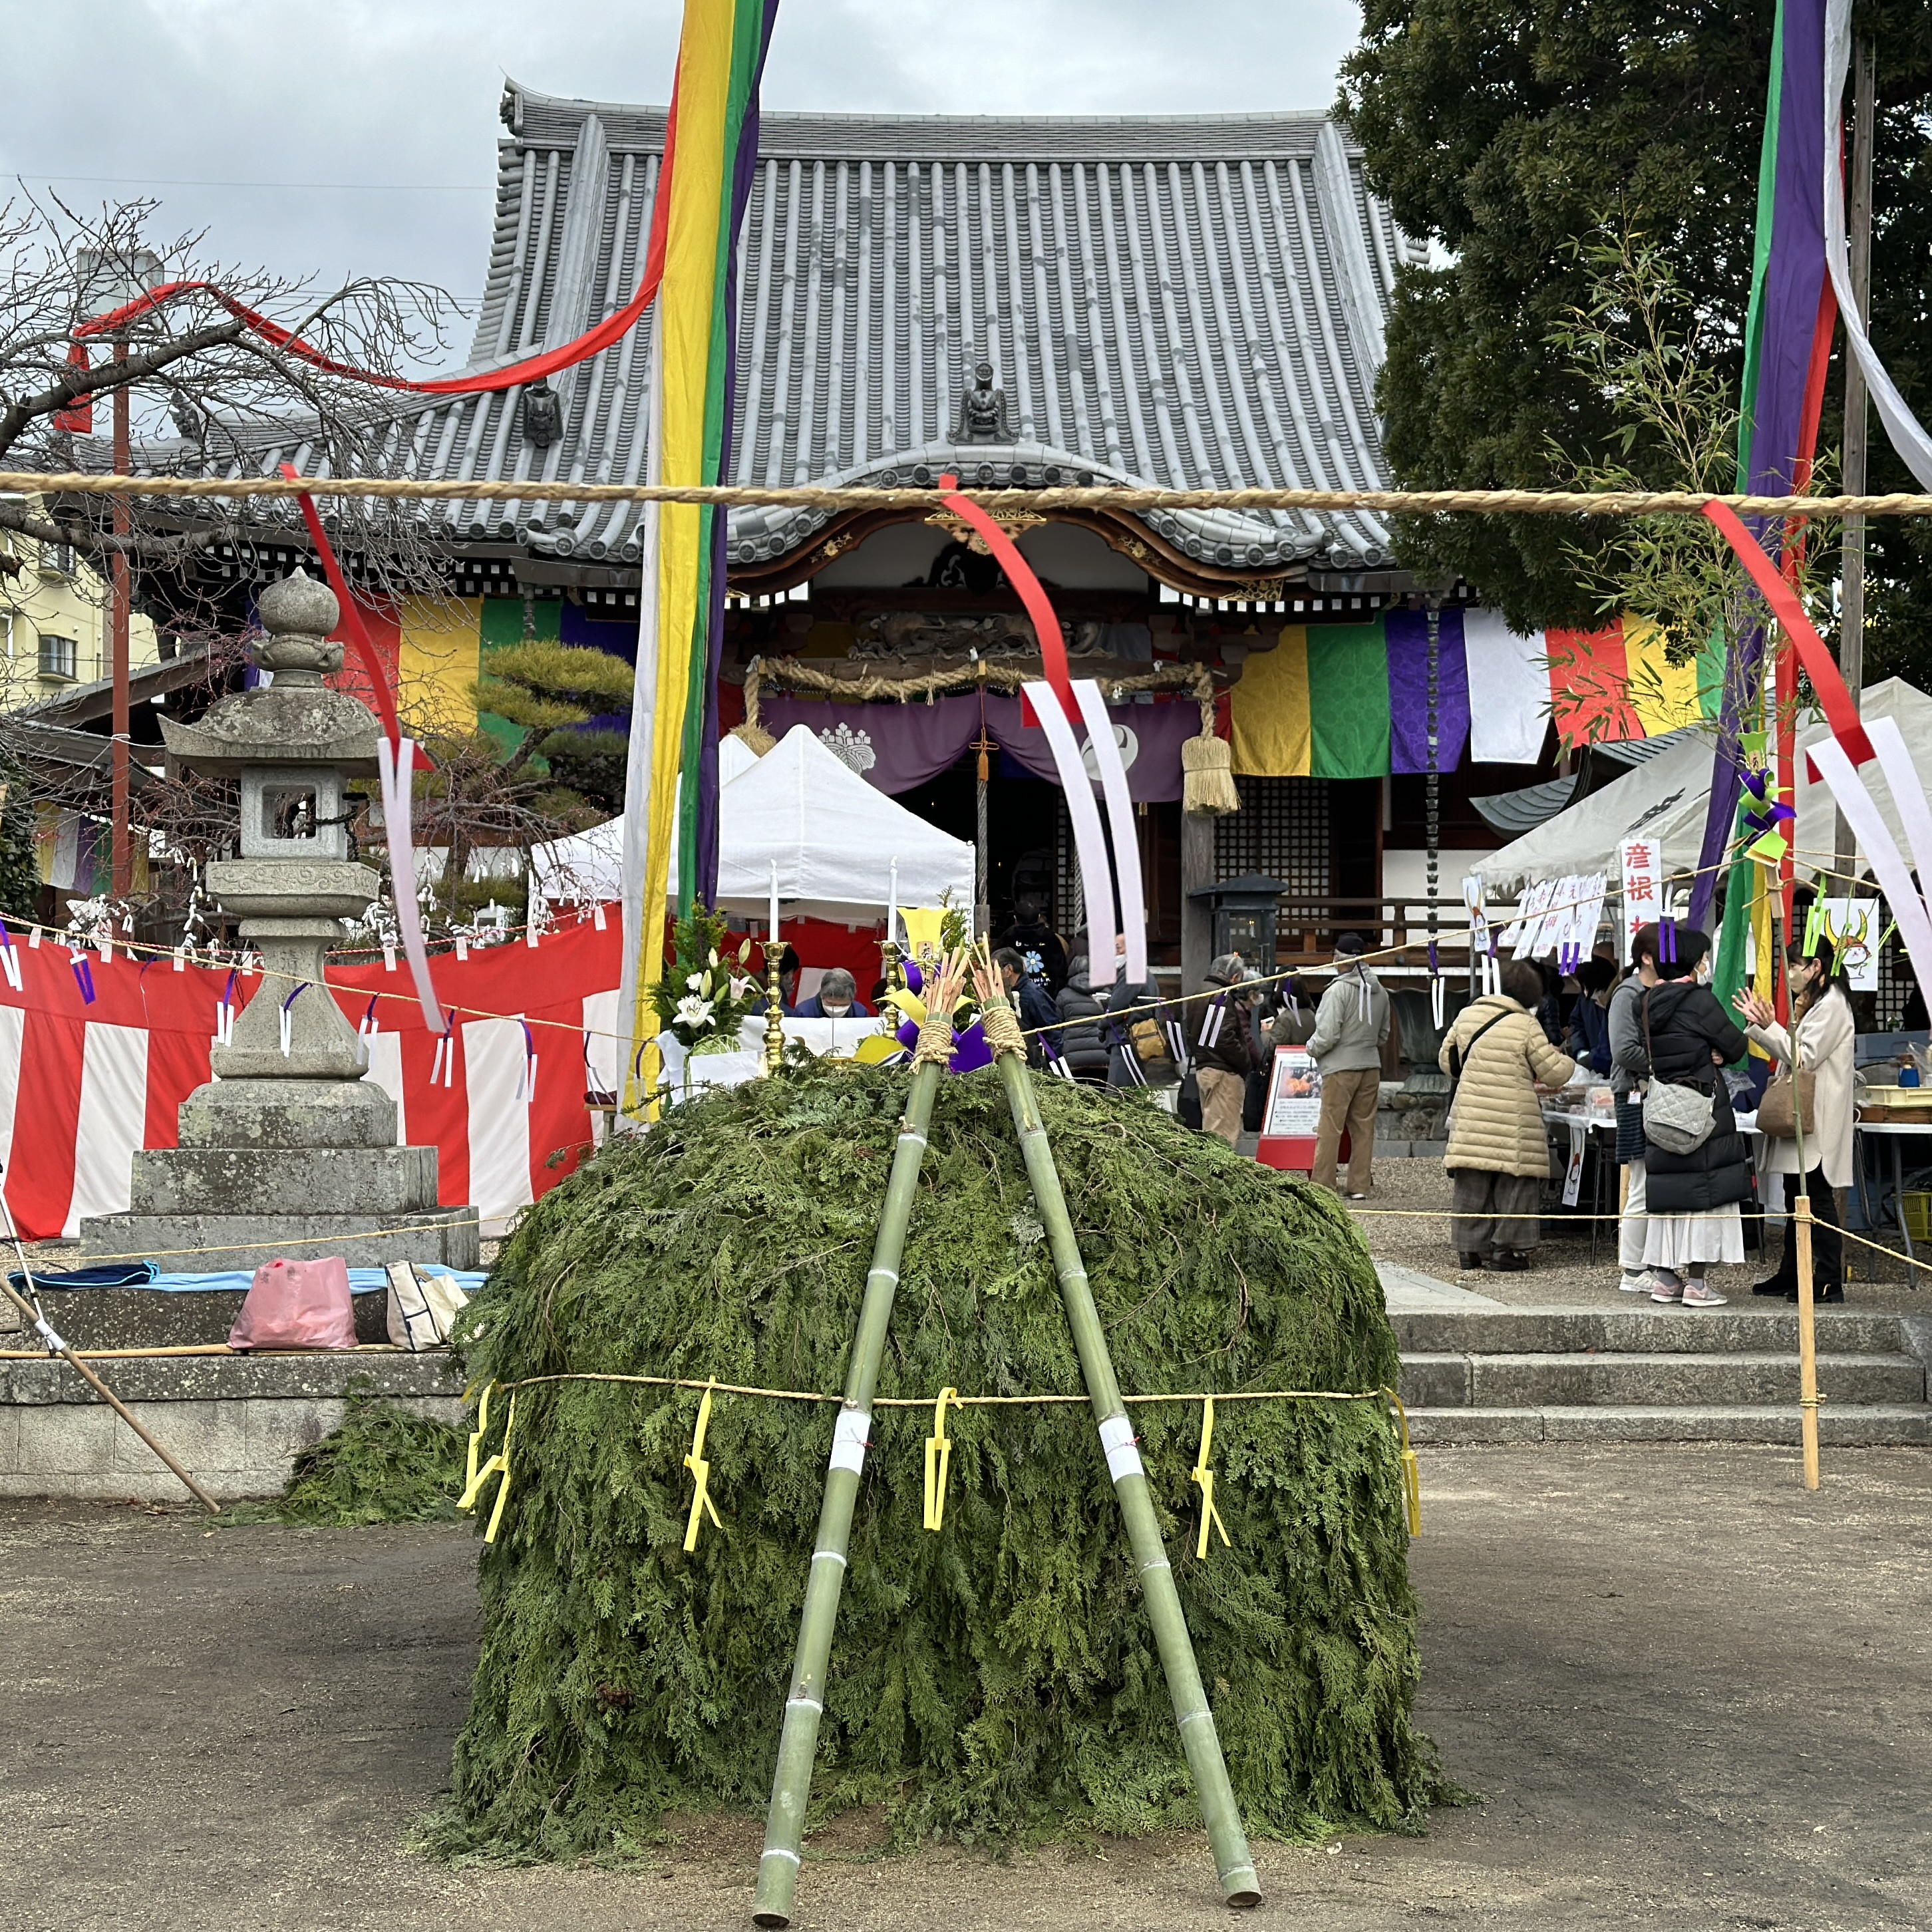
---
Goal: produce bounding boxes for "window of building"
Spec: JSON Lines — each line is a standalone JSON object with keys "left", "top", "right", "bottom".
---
{"left": 39, "top": 540, "right": 75, "bottom": 577}
{"left": 38, "top": 633, "right": 78, "bottom": 681}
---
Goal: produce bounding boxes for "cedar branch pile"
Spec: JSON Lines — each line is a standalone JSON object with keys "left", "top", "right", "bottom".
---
{"left": 434, "top": 1060, "right": 1450, "bottom": 1859}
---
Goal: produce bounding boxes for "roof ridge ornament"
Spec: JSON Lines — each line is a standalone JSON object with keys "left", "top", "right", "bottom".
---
{"left": 954, "top": 359, "right": 1012, "bottom": 444}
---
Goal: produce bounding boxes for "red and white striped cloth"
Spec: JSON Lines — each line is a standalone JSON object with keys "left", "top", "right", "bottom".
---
{"left": 0, "top": 919, "right": 623, "bottom": 1245}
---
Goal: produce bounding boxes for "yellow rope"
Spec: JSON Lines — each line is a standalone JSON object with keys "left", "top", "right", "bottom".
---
{"left": 491, "top": 1370, "right": 1392, "bottom": 1408}
{"left": 14, "top": 469, "right": 1932, "bottom": 520}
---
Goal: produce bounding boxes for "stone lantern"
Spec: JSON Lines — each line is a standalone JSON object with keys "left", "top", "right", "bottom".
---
{"left": 80, "top": 569, "right": 479, "bottom": 1272}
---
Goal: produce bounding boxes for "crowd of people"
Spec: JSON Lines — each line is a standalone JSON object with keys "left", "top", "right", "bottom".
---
{"left": 768, "top": 894, "right": 1861, "bottom": 1311}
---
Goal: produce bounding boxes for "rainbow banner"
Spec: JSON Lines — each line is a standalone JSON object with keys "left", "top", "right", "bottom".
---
{"left": 620, "top": 0, "right": 778, "bottom": 1106}
{"left": 1227, "top": 610, "right": 1716, "bottom": 780}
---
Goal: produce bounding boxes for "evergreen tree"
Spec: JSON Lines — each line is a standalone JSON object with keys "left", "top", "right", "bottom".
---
{"left": 475, "top": 643, "right": 634, "bottom": 820}
{"left": 1341, "top": 1, "right": 1932, "bottom": 675}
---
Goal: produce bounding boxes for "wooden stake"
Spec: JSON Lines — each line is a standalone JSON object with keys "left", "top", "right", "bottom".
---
{"left": 0, "top": 1190, "right": 219, "bottom": 1513}
{"left": 1795, "top": 1192, "right": 1822, "bottom": 1491}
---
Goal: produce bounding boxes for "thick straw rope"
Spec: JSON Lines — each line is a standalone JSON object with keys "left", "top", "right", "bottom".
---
{"left": 13, "top": 470, "right": 1932, "bottom": 520}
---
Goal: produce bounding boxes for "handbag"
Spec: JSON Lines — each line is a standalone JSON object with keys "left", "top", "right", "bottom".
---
{"left": 1756, "top": 1068, "right": 1817, "bottom": 1140}
{"left": 1639, "top": 990, "right": 1715, "bottom": 1156}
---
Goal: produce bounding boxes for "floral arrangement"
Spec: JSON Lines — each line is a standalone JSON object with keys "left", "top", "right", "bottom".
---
{"left": 648, "top": 905, "right": 760, "bottom": 1053}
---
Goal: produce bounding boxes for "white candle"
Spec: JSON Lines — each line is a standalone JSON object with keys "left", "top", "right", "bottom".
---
{"left": 769, "top": 858, "right": 780, "bottom": 945}
{"left": 887, "top": 858, "right": 899, "bottom": 949}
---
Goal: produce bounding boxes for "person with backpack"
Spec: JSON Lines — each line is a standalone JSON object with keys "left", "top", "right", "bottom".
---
{"left": 1192, "top": 953, "right": 1257, "bottom": 1146}
{"left": 1436, "top": 957, "right": 1579, "bottom": 1271}
{"left": 1631, "top": 926, "right": 1752, "bottom": 1307}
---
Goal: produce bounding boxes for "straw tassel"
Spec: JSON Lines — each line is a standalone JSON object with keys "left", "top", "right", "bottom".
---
{"left": 1181, "top": 729, "right": 1240, "bottom": 816}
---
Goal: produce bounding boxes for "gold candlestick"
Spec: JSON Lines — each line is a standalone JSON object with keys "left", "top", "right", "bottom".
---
{"left": 762, "top": 936, "right": 786, "bottom": 1074}
{"left": 880, "top": 936, "right": 904, "bottom": 993}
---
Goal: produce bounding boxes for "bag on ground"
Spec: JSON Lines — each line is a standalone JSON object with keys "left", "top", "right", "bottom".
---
{"left": 385, "top": 1261, "right": 470, "bottom": 1351}
{"left": 228, "top": 1255, "right": 357, "bottom": 1352}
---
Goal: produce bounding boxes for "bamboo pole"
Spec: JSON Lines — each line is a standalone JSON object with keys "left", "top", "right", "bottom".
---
{"left": 1795, "top": 1194, "right": 1822, "bottom": 1491}
{"left": 0, "top": 1192, "right": 220, "bottom": 1513}
{"left": 975, "top": 973, "right": 1261, "bottom": 1910}
{"left": 753, "top": 959, "right": 965, "bottom": 1929}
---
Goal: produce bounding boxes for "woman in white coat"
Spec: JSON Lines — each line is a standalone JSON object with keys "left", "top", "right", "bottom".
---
{"left": 1734, "top": 935, "right": 1856, "bottom": 1303}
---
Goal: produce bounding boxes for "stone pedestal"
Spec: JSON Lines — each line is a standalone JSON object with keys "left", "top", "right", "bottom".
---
{"left": 79, "top": 569, "right": 480, "bottom": 1275}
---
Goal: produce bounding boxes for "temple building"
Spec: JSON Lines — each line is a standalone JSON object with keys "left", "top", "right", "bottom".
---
{"left": 107, "top": 84, "right": 1706, "bottom": 982}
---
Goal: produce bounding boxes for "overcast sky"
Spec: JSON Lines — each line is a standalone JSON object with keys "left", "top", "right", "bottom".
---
{"left": 1, "top": 0, "right": 1360, "bottom": 362}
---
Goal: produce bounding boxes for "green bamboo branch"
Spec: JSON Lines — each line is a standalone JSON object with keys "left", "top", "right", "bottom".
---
{"left": 753, "top": 959, "right": 967, "bottom": 1929}
{"left": 975, "top": 974, "right": 1261, "bottom": 1911}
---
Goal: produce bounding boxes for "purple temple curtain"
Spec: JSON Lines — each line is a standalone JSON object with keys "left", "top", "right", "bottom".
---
{"left": 1385, "top": 608, "right": 1471, "bottom": 776}
{"left": 757, "top": 693, "right": 1197, "bottom": 801}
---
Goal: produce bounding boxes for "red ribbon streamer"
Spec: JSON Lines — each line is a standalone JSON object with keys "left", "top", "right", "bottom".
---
{"left": 935, "top": 472, "right": 1073, "bottom": 722}
{"left": 277, "top": 464, "right": 404, "bottom": 748}
{"left": 1700, "top": 498, "right": 1873, "bottom": 767}
{"left": 65, "top": 82, "right": 682, "bottom": 405}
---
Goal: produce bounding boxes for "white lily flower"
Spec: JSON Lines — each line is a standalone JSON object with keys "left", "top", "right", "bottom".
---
{"left": 675, "top": 995, "right": 716, "bottom": 1029}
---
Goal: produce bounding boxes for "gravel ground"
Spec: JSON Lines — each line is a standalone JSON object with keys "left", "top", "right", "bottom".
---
{"left": 1343, "top": 1156, "right": 1932, "bottom": 1313}
{"left": 3, "top": 1447, "right": 1929, "bottom": 1931}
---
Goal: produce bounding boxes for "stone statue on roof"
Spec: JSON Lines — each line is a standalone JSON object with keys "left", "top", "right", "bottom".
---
{"left": 954, "top": 359, "right": 1012, "bottom": 443}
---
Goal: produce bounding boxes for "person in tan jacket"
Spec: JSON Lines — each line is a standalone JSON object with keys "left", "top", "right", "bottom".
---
{"left": 1436, "top": 957, "right": 1579, "bottom": 1271}
{"left": 1736, "top": 933, "right": 1857, "bottom": 1303}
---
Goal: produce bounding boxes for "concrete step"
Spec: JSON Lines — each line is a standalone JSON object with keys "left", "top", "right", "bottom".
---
{"left": 1400, "top": 1350, "right": 1925, "bottom": 1410}
{"left": 1406, "top": 1404, "right": 1932, "bottom": 1447}
{"left": 1391, "top": 1305, "right": 1931, "bottom": 1359}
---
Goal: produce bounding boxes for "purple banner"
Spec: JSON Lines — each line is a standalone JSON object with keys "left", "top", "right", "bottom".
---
{"left": 1386, "top": 607, "right": 1470, "bottom": 775}
{"left": 758, "top": 692, "right": 1200, "bottom": 801}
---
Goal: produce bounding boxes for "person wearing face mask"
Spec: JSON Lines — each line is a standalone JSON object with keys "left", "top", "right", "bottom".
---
{"left": 1633, "top": 926, "right": 1752, "bottom": 1307}
{"left": 793, "top": 967, "right": 870, "bottom": 1019}
{"left": 1735, "top": 935, "right": 1855, "bottom": 1303}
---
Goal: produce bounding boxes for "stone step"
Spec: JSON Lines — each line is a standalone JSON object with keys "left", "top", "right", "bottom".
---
{"left": 1406, "top": 1404, "right": 1932, "bottom": 1447}
{"left": 1400, "top": 1350, "right": 1925, "bottom": 1409}
{"left": 0, "top": 1351, "right": 463, "bottom": 1502}
{"left": 1391, "top": 1305, "right": 1930, "bottom": 1359}
{"left": 76, "top": 1206, "right": 481, "bottom": 1275}
{"left": 3, "top": 1285, "right": 392, "bottom": 1351}
{"left": 127, "top": 1145, "right": 441, "bottom": 1217}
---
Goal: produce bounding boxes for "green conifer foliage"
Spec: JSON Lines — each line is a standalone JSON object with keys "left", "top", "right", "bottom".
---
{"left": 438, "top": 1062, "right": 1448, "bottom": 1860}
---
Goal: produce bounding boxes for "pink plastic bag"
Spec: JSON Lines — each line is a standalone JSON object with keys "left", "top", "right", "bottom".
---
{"left": 228, "top": 1257, "right": 358, "bottom": 1352}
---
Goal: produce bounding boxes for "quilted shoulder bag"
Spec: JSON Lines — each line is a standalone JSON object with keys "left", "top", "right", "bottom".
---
{"left": 1639, "top": 990, "right": 1715, "bottom": 1156}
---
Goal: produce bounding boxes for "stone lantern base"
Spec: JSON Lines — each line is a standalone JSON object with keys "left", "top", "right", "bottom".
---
{"left": 79, "top": 1077, "right": 480, "bottom": 1275}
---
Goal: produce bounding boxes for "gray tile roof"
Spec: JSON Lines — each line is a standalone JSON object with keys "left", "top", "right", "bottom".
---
{"left": 120, "top": 83, "right": 1420, "bottom": 583}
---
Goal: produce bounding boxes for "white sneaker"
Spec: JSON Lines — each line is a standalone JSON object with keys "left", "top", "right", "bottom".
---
{"left": 1619, "top": 1271, "right": 1654, "bottom": 1294}
{"left": 1681, "top": 1282, "right": 1728, "bottom": 1307}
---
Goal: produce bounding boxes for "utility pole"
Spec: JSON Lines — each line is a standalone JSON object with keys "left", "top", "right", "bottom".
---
{"left": 110, "top": 337, "right": 132, "bottom": 900}
{"left": 1835, "top": 37, "right": 1875, "bottom": 882}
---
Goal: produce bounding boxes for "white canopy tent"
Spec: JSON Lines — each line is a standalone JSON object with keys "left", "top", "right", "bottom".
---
{"left": 532, "top": 723, "right": 974, "bottom": 919}
{"left": 1478, "top": 678, "right": 1932, "bottom": 898}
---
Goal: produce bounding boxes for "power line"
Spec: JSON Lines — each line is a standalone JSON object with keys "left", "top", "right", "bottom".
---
{"left": 7, "top": 170, "right": 491, "bottom": 194}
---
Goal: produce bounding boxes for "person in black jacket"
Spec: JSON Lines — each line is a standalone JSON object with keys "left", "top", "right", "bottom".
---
{"left": 1633, "top": 927, "right": 1752, "bottom": 1307}
{"left": 1054, "top": 954, "right": 1112, "bottom": 1085}
{"left": 993, "top": 897, "right": 1069, "bottom": 995}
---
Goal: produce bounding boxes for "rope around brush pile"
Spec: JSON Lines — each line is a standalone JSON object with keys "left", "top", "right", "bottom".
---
{"left": 979, "top": 997, "right": 1028, "bottom": 1060}
{"left": 16, "top": 469, "right": 1932, "bottom": 519}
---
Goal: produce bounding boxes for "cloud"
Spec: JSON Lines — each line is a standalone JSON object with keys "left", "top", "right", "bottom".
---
{"left": 0, "top": 0, "right": 1358, "bottom": 327}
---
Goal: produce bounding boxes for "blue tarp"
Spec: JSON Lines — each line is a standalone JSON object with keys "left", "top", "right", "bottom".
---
{"left": 13, "top": 1265, "right": 488, "bottom": 1297}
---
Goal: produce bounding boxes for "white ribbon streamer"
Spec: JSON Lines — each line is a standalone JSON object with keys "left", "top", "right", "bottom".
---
{"left": 1824, "top": 1, "right": 1932, "bottom": 489}
{"left": 377, "top": 735, "right": 445, "bottom": 1033}
{"left": 1073, "top": 681, "right": 1149, "bottom": 988}
{"left": 1025, "top": 681, "right": 1116, "bottom": 975}
{"left": 1806, "top": 733, "right": 1932, "bottom": 1001}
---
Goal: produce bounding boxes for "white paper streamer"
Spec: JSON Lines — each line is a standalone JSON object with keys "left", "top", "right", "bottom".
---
{"left": 1807, "top": 734, "right": 1932, "bottom": 1003}
{"left": 1025, "top": 682, "right": 1115, "bottom": 973}
{"left": 1074, "top": 681, "right": 1149, "bottom": 987}
{"left": 377, "top": 736, "right": 445, "bottom": 1032}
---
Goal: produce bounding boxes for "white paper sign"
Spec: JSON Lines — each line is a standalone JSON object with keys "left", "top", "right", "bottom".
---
{"left": 1620, "top": 838, "right": 1663, "bottom": 960}
{"left": 1261, "top": 1046, "right": 1323, "bottom": 1137}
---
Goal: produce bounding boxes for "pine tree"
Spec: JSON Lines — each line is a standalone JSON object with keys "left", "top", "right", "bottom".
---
{"left": 475, "top": 643, "right": 634, "bottom": 820}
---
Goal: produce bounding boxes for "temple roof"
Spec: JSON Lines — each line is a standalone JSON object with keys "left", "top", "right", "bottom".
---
{"left": 122, "top": 84, "right": 1419, "bottom": 591}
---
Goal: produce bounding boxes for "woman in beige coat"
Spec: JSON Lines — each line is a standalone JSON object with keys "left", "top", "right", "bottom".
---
{"left": 1437, "top": 957, "right": 1579, "bottom": 1271}
{"left": 1735, "top": 935, "right": 1856, "bottom": 1303}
